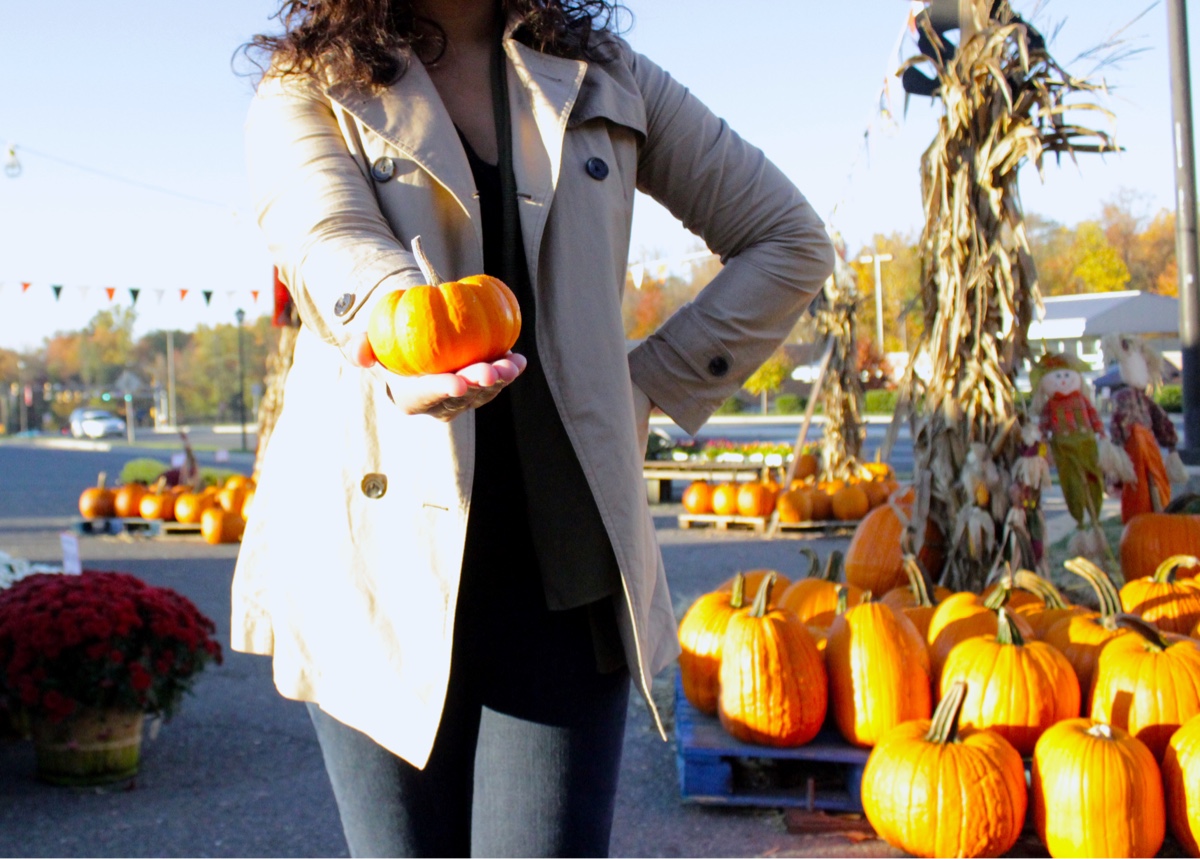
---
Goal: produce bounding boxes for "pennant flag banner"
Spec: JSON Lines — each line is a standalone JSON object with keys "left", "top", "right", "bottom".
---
{"left": 154, "top": 289, "right": 165, "bottom": 303}
{"left": 21, "top": 282, "right": 30, "bottom": 293}
{"left": 105, "top": 287, "right": 116, "bottom": 302}
{"left": 129, "top": 288, "right": 140, "bottom": 305}
{"left": 202, "top": 290, "right": 213, "bottom": 306}
{"left": 179, "top": 289, "right": 189, "bottom": 301}
{"left": 251, "top": 290, "right": 260, "bottom": 303}
{"left": 1, "top": 276, "right": 278, "bottom": 312}
{"left": 79, "top": 286, "right": 90, "bottom": 299}
{"left": 52, "top": 285, "right": 62, "bottom": 301}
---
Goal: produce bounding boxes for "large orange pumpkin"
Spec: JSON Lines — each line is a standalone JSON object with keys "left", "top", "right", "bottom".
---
{"left": 776, "top": 549, "right": 862, "bottom": 625}
{"left": 844, "top": 498, "right": 945, "bottom": 596}
{"left": 1120, "top": 555, "right": 1200, "bottom": 636}
{"left": 173, "top": 490, "right": 216, "bottom": 525}
{"left": 677, "top": 574, "right": 749, "bottom": 715}
{"left": 830, "top": 483, "right": 870, "bottom": 521}
{"left": 1032, "top": 718, "right": 1165, "bottom": 858}
{"left": 879, "top": 555, "right": 948, "bottom": 640}
{"left": 736, "top": 481, "right": 776, "bottom": 518}
{"left": 793, "top": 452, "right": 819, "bottom": 481}
{"left": 939, "top": 608, "right": 1080, "bottom": 756}
{"left": 1121, "top": 513, "right": 1200, "bottom": 583}
{"left": 138, "top": 489, "right": 177, "bottom": 522}
{"left": 717, "top": 573, "right": 827, "bottom": 747}
{"left": 826, "top": 594, "right": 931, "bottom": 747}
{"left": 709, "top": 483, "right": 739, "bottom": 517}
{"left": 1164, "top": 714, "right": 1200, "bottom": 857}
{"left": 1092, "top": 615, "right": 1200, "bottom": 759}
{"left": 201, "top": 506, "right": 244, "bottom": 545}
{"left": 860, "top": 681, "right": 1027, "bottom": 858}
{"left": 78, "top": 472, "right": 116, "bottom": 520}
{"left": 367, "top": 235, "right": 521, "bottom": 375}
{"left": 926, "top": 587, "right": 1034, "bottom": 686}
{"left": 1043, "top": 557, "right": 1129, "bottom": 705}
{"left": 775, "top": 487, "right": 814, "bottom": 523}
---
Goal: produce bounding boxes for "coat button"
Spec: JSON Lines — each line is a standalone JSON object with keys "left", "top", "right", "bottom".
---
{"left": 707, "top": 356, "right": 730, "bottom": 377}
{"left": 371, "top": 156, "right": 395, "bottom": 182}
{"left": 334, "top": 293, "right": 355, "bottom": 317}
{"left": 361, "top": 474, "right": 388, "bottom": 499}
{"left": 585, "top": 157, "right": 609, "bottom": 180}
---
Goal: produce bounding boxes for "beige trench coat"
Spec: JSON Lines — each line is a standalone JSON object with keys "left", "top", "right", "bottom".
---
{"left": 231, "top": 32, "right": 835, "bottom": 769}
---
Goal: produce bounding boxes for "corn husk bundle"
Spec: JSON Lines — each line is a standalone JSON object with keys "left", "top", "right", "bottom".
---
{"left": 895, "top": 0, "right": 1115, "bottom": 591}
{"left": 815, "top": 234, "right": 868, "bottom": 481}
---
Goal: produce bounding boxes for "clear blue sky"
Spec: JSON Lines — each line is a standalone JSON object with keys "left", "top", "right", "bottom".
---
{"left": 0, "top": 0, "right": 1189, "bottom": 350}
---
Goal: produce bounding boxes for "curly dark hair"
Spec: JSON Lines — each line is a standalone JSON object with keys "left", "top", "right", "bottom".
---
{"left": 239, "top": 1, "right": 630, "bottom": 89}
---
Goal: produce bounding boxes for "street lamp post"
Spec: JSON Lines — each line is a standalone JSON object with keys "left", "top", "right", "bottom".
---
{"left": 235, "top": 309, "right": 247, "bottom": 452}
{"left": 858, "top": 252, "right": 894, "bottom": 350}
{"left": 16, "top": 360, "right": 27, "bottom": 434}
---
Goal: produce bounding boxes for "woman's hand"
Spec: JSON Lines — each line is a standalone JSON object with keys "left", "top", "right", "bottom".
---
{"left": 346, "top": 331, "right": 527, "bottom": 421}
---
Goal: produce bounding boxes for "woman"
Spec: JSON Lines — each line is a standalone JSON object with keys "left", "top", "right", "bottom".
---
{"left": 232, "top": 1, "right": 835, "bottom": 855}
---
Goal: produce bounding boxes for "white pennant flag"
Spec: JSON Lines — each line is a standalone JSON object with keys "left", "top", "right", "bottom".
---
{"left": 629, "top": 263, "right": 644, "bottom": 290}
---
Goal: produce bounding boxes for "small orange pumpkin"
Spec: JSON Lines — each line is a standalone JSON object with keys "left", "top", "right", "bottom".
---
{"left": 174, "top": 491, "right": 215, "bottom": 525}
{"left": 1120, "top": 555, "right": 1200, "bottom": 636}
{"left": 831, "top": 483, "right": 870, "bottom": 521}
{"left": 1043, "top": 556, "right": 1130, "bottom": 708}
{"left": 367, "top": 235, "right": 521, "bottom": 375}
{"left": 139, "top": 488, "right": 177, "bottom": 521}
{"left": 78, "top": 472, "right": 116, "bottom": 520}
{"left": 709, "top": 483, "right": 740, "bottom": 517}
{"left": 777, "top": 550, "right": 863, "bottom": 626}
{"left": 201, "top": 506, "right": 245, "bottom": 544}
{"left": 776, "top": 487, "right": 814, "bottom": 523}
{"left": 677, "top": 574, "right": 750, "bottom": 715}
{"left": 112, "top": 482, "right": 147, "bottom": 519}
{"left": 681, "top": 481, "right": 713, "bottom": 515}
{"left": 793, "top": 452, "right": 819, "bottom": 480}
{"left": 736, "top": 481, "right": 776, "bottom": 518}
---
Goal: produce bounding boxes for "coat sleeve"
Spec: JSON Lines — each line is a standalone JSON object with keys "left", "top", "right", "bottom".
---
{"left": 623, "top": 51, "right": 835, "bottom": 434}
{"left": 244, "top": 73, "right": 424, "bottom": 354}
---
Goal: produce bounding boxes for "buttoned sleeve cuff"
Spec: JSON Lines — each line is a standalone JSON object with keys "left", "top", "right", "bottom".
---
{"left": 628, "top": 302, "right": 736, "bottom": 436}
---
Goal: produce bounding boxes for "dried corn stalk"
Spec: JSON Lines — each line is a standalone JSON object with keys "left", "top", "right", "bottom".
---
{"left": 815, "top": 235, "right": 867, "bottom": 480}
{"left": 897, "top": 1, "right": 1115, "bottom": 591}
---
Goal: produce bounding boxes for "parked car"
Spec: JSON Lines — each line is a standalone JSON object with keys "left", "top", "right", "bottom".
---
{"left": 68, "top": 408, "right": 126, "bottom": 439}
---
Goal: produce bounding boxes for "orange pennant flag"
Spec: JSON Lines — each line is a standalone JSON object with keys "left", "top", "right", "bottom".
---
{"left": 21, "top": 281, "right": 31, "bottom": 293}
{"left": 105, "top": 287, "right": 116, "bottom": 301}
{"left": 251, "top": 290, "right": 260, "bottom": 303}
{"left": 179, "top": 289, "right": 189, "bottom": 301}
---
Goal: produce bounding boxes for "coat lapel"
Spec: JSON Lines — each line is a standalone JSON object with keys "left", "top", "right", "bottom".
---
{"left": 325, "top": 60, "right": 478, "bottom": 228}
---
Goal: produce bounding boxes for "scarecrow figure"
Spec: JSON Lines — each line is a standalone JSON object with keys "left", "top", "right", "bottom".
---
{"left": 1101, "top": 333, "right": 1187, "bottom": 522}
{"left": 1031, "top": 352, "right": 1132, "bottom": 561}
{"left": 1007, "top": 418, "right": 1052, "bottom": 573}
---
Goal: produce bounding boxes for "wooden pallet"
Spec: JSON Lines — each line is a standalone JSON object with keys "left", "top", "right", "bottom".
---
{"left": 72, "top": 518, "right": 204, "bottom": 537}
{"left": 677, "top": 514, "right": 861, "bottom": 535}
{"left": 674, "top": 676, "right": 869, "bottom": 811}
{"left": 73, "top": 517, "right": 162, "bottom": 537}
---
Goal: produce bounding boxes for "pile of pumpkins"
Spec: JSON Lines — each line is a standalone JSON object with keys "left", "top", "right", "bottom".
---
{"left": 77, "top": 470, "right": 253, "bottom": 545}
{"left": 680, "top": 453, "right": 899, "bottom": 524}
{"left": 678, "top": 537, "right": 1200, "bottom": 857}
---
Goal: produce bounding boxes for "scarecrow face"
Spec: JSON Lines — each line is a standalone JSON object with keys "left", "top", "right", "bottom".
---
{"left": 1040, "top": 368, "right": 1082, "bottom": 397}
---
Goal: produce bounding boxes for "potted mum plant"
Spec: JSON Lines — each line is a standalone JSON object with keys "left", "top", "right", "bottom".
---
{"left": 0, "top": 569, "right": 222, "bottom": 785}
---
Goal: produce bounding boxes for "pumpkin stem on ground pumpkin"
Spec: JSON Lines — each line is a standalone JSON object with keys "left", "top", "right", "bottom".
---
{"left": 797, "top": 547, "right": 821, "bottom": 580}
{"left": 1064, "top": 557, "right": 1121, "bottom": 622}
{"left": 1013, "top": 569, "right": 1068, "bottom": 610}
{"left": 982, "top": 580, "right": 1011, "bottom": 612}
{"left": 901, "top": 554, "right": 935, "bottom": 608}
{"left": 1115, "top": 613, "right": 1170, "bottom": 651}
{"left": 748, "top": 571, "right": 778, "bottom": 619}
{"left": 1087, "top": 722, "right": 1115, "bottom": 740}
{"left": 410, "top": 235, "right": 444, "bottom": 287}
{"left": 730, "top": 572, "right": 747, "bottom": 610}
{"left": 97, "top": 472, "right": 107, "bottom": 489}
{"left": 824, "top": 550, "right": 844, "bottom": 584}
{"left": 995, "top": 607, "right": 1026, "bottom": 647}
{"left": 1154, "top": 555, "right": 1200, "bottom": 583}
{"left": 926, "top": 680, "right": 969, "bottom": 745}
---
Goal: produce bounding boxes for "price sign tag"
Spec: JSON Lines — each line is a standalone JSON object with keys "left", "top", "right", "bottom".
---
{"left": 59, "top": 532, "right": 82, "bottom": 575}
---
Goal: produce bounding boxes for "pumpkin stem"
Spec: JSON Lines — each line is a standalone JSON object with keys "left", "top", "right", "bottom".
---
{"left": 797, "top": 547, "right": 821, "bottom": 580}
{"left": 901, "top": 554, "right": 935, "bottom": 608}
{"left": 1115, "top": 613, "right": 1170, "bottom": 652}
{"left": 97, "top": 471, "right": 107, "bottom": 490}
{"left": 730, "top": 573, "right": 747, "bottom": 610}
{"left": 925, "top": 680, "right": 969, "bottom": 745}
{"left": 834, "top": 584, "right": 848, "bottom": 617}
{"left": 1154, "top": 555, "right": 1200, "bottom": 583}
{"left": 982, "top": 580, "right": 1011, "bottom": 612}
{"left": 1012, "top": 569, "right": 1068, "bottom": 610}
{"left": 1087, "top": 722, "right": 1115, "bottom": 740}
{"left": 748, "top": 571, "right": 778, "bottom": 619}
{"left": 823, "top": 550, "right": 844, "bottom": 584}
{"left": 1063, "top": 557, "right": 1121, "bottom": 621}
{"left": 995, "top": 607, "right": 1026, "bottom": 647}
{"left": 410, "top": 235, "right": 443, "bottom": 287}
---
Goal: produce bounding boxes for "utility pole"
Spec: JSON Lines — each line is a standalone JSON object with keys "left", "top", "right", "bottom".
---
{"left": 859, "top": 252, "right": 893, "bottom": 350}
{"left": 235, "top": 309, "right": 247, "bottom": 452}
{"left": 1168, "top": 0, "right": 1200, "bottom": 464}
{"left": 166, "top": 329, "right": 177, "bottom": 427}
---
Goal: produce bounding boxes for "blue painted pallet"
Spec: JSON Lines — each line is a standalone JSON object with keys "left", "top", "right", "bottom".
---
{"left": 674, "top": 675, "right": 869, "bottom": 811}
{"left": 72, "top": 517, "right": 162, "bottom": 537}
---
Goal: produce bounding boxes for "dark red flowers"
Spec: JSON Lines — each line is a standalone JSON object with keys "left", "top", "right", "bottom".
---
{"left": 0, "top": 570, "right": 222, "bottom": 722}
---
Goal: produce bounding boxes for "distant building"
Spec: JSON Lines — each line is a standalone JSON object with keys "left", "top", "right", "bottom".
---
{"left": 1028, "top": 291, "right": 1181, "bottom": 371}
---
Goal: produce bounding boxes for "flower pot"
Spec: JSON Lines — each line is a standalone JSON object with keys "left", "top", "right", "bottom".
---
{"left": 30, "top": 708, "right": 144, "bottom": 786}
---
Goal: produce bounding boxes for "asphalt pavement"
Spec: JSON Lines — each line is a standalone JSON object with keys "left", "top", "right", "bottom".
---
{"left": 0, "top": 435, "right": 1147, "bottom": 858}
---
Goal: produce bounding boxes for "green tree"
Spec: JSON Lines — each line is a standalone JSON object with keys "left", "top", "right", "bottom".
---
{"left": 77, "top": 308, "right": 137, "bottom": 388}
{"left": 744, "top": 350, "right": 792, "bottom": 414}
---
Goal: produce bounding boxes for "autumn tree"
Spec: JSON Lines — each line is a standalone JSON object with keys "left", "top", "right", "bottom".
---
{"left": 849, "top": 232, "right": 922, "bottom": 353}
{"left": 744, "top": 349, "right": 792, "bottom": 414}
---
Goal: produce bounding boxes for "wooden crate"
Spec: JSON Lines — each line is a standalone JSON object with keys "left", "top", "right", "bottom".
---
{"left": 674, "top": 676, "right": 869, "bottom": 811}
